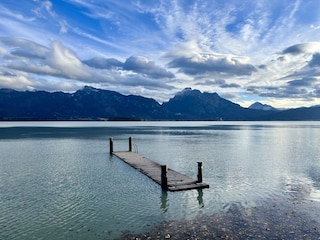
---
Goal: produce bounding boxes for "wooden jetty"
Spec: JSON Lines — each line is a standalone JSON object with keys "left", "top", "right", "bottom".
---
{"left": 110, "top": 137, "right": 209, "bottom": 191}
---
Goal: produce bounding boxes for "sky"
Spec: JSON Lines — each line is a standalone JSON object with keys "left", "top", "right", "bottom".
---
{"left": 1, "top": 0, "right": 320, "bottom": 108}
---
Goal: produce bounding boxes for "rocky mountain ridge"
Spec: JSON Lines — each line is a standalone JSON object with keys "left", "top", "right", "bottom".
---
{"left": 1, "top": 87, "right": 320, "bottom": 121}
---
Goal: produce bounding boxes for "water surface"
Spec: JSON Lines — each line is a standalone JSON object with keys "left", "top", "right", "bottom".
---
{"left": 1, "top": 121, "right": 320, "bottom": 239}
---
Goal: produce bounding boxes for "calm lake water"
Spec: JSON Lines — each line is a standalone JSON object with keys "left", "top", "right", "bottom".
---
{"left": 1, "top": 121, "right": 320, "bottom": 239}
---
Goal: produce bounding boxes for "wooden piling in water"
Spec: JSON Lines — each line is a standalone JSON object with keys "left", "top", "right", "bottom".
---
{"left": 161, "top": 165, "right": 168, "bottom": 190}
{"left": 129, "top": 137, "right": 133, "bottom": 152}
{"left": 197, "top": 162, "right": 203, "bottom": 183}
{"left": 109, "top": 137, "right": 113, "bottom": 154}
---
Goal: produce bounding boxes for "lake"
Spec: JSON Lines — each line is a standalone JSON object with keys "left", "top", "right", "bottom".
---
{"left": 1, "top": 121, "right": 320, "bottom": 239}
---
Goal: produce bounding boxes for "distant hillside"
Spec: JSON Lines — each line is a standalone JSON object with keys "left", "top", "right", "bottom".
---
{"left": 1, "top": 86, "right": 320, "bottom": 121}
{"left": 0, "top": 87, "right": 168, "bottom": 120}
{"left": 162, "top": 88, "right": 267, "bottom": 120}
{"left": 260, "top": 106, "right": 320, "bottom": 120}
{"left": 249, "top": 102, "right": 278, "bottom": 111}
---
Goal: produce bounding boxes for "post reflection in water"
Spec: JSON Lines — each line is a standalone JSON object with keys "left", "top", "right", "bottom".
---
{"left": 160, "top": 189, "right": 205, "bottom": 213}
{"left": 160, "top": 190, "right": 168, "bottom": 212}
{"left": 197, "top": 189, "right": 204, "bottom": 208}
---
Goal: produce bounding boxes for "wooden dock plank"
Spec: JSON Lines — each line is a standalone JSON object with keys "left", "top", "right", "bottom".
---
{"left": 113, "top": 151, "right": 209, "bottom": 191}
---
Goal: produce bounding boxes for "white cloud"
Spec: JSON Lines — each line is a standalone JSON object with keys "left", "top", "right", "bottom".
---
{"left": 309, "top": 53, "right": 320, "bottom": 67}
{"left": 1, "top": 38, "right": 110, "bottom": 84}
{"left": 123, "top": 56, "right": 175, "bottom": 79}
{"left": 0, "top": 5, "right": 35, "bottom": 22}
{"left": 0, "top": 71, "right": 33, "bottom": 90}
{"left": 1, "top": 37, "right": 49, "bottom": 59}
{"left": 1, "top": 39, "right": 92, "bottom": 80}
{"left": 71, "top": 28, "right": 124, "bottom": 51}
{"left": 167, "top": 50, "right": 256, "bottom": 76}
{"left": 282, "top": 42, "right": 320, "bottom": 55}
{"left": 46, "top": 41, "right": 90, "bottom": 79}
{"left": 59, "top": 20, "right": 68, "bottom": 34}
{"left": 83, "top": 57, "right": 123, "bottom": 69}
{"left": 32, "top": 1, "right": 56, "bottom": 19}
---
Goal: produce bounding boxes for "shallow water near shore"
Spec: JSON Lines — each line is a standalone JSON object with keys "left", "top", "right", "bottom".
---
{"left": 1, "top": 121, "right": 320, "bottom": 239}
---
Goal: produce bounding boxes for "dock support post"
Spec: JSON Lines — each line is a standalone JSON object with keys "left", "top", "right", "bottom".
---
{"left": 161, "top": 165, "right": 168, "bottom": 190}
{"left": 197, "top": 162, "right": 203, "bottom": 183}
{"left": 129, "top": 137, "right": 133, "bottom": 152}
{"left": 109, "top": 138, "right": 113, "bottom": 154}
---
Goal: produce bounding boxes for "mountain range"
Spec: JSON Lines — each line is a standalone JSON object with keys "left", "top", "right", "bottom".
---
{"left": 1, "top": 86, "right": 320, "bottom": 121}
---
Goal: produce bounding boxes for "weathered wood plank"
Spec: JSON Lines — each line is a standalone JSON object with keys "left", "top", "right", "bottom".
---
{"left": 113, "top": 151, "right": 209, "bottom": 191}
